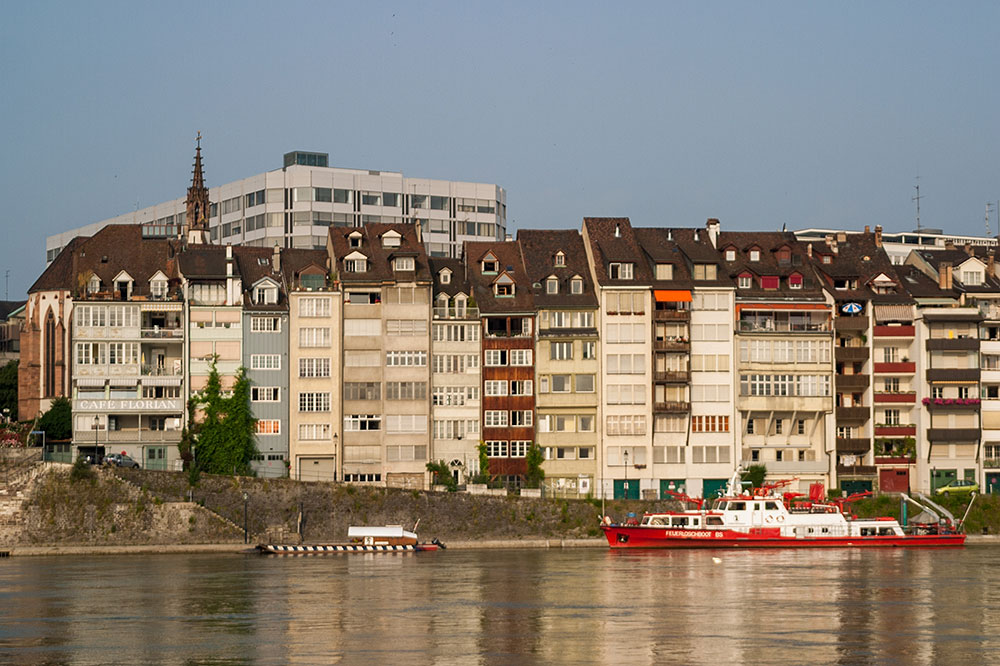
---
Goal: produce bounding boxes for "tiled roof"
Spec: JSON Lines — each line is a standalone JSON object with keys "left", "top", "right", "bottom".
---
{"left": 809, "top": 232, "right": 914, "bottom": 304}
{"left": 464, "top": 240, "right": 534, "bottom": 313}
{"left": 329, "top": 223, "right": 431, "bottom": 285}
{"left": 582, "top": 217, "right": 653, "bottom": 286}
{"left": 717, "top": 230, "right": 825, "bottom": 299}
{"left": 429, "top": 257, "right": 471, "bottom": 298}
{"left": 517, "top": 229, "right": 598, "bottom": 308}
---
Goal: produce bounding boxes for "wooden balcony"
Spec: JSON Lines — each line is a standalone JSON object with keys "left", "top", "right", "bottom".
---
{"left": 927, "top": 428, "right": 980, "bottom": 441}
{"left": 836, "top": 406, "right": 870, "bottom": 421}
{"left": 926, "top": 368, "right": 980, "bottom": 382}
{"left": 653, "top": 401, "right": 690, "bottom": 413}
{"left": 836, "top": 374, "right": 870, "bottom": 390}
{"left": 837, "top": 464, "right": 877, "bottom": 476}
{"left": 874, "top": 392, "right": 916, "bottom": 403}
{"left": 836, "top": 437, "right": 871, "bottom": 454}
{"left": 926, "top": 338, "right": 980, "bottom": 351}
{"left": 653, "top": 370, "right": 690, "bottom": 383}
{"left": 653, "top": 339, "right": 690, "bottom": 352}
{"left": 874, "top": 425, "right": 916, "bottom": 437}
{"left": 653, "top": 309, "right": 690, "bottom": 321}
{"left": 834, "top": 317, "right": 869, "bottom": 331}
{"left": 835, "top": 347, "right": 869, "bottom": 362}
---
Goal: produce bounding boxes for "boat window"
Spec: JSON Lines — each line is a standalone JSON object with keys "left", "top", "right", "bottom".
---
{"left": 821, "top": 527, "right": 829, "bottom": 534}
{"left": 764, "top": 502, "right": 779, "bottom": 511}
{"left": 879, "top": 527, "right": 895, "bottom": 536}
{"left": 649, "top": 517, "right": 666, "bottom": 526}
{"left": 706, "top": 516, "right": 723, "bottom": 526}
{"left": 807, "top": 528, "right": 814, "bottom": 534}
{"left": 860, "top": 527, "right": 875, "bottom": 537}
{"left": 691, "top": 518, "right": 700, "bottom": 527}
{"left": 729, "top": 502, "right": 746, "bottom": 511}
{"left": 671, "top": 517, "right": 689, "bottom": 527}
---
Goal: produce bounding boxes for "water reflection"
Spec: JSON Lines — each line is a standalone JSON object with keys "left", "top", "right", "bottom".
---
{"left": 0, "top": 548, "right": 998, "bottom": 664}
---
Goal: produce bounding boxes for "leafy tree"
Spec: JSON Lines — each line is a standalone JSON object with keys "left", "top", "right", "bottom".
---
{"left": 741, "top": 464, "right": 768, "bottom": 490}
{"left": 189, "top": 359, "right": 257, "bottom": 476}
{"left": 471, "top": 441, "right": 491, "bottom": 484}
{"left": 426, "top": 460, "right": 457, "bottom": 491}
{"left": 177, "top": 427, "right": 194, "bottom": 469}
{"left": 38, "top": 396, "right": 72, "bottom": 440}
{"left": 0, "top": 361, "right": 17, "bottom": 418}
{"left": 524, "top": 443, "right": 545, "bottom": 489}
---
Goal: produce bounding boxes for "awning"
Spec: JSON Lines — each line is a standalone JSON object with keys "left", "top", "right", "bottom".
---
{"left": 140, "top": 376, "right": 182, "bottom": 387}
{"left": 654, "top": 290, "right": 692, "bottom": 303}
{"left": 110, "top": 377, "right": 138, "bottom": 387}
{"left": 874, "top": 304, "right": 914, "bottom": 323}
{"left": 75, "top": 378, "right": 106, "bottom": 387}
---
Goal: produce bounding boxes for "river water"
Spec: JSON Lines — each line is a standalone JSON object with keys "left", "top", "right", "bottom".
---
{"left": 1, "top": 546, "right": 998, "bottom": 665}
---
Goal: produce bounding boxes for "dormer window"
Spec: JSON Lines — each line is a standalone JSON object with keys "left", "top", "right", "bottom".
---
{"left": 693, "top": 264, "right": 717, "bottom": 281}
{"left": 749, "top": 249, "right": 761, "bottom": 262}
{"left": 655, "top": 264, "right": 673, "bottom": 280}
{"left": 455, "top": 294, "right": 468, "bottom": 315}
{"left": 394, "top": 257, "right": 415, "bottom": 271}
{"left": 962, "top": 270, "right": 984, "bottom": 286}
{"left": 439, "top": 269, "right": 452, "bottom": 285}
{"left": 382, "top": 231, "right": 402, "bottom": 248}
{"left": 738, "top": 273, "right": 752, "bottom": 289}
{"left": 87, "top": 274, "right": 101, "bottom": 295}
{"left": 760, "top": 276, "right": 779, "bottom": 290}
{"left": 482, "top": 253, "right": 499, "bottom": 273}
{"left": 609, "top": 262, "right": 633, "bottom": 280}
{"left": 113, "top": 271, "right": 134, "bottom": 300}
{"left": 725, "top": 249, "right": 736, "bottom": 262}
{"left": 554, "top": 252, "right": 566, "bottom": 267}
{"left": 349, "top": 232, "right": 363, "bottom": 248}
{"left": 345, "top": 258, "right": 367, "bottom": 273}
{"left": 494, "top": 273, "right": 515, "bottom": 297}
{"left": 149, "top": 270, "right": 169, "bottom": 300}
{"left": 822, "top": 255, "right": 832, "bottom": 264}
{"left": 546, "top": 277, "right": 558, "bottom": 294}
{"left": 254, "top": 284, "right": 278, "bottom": 305}
{"left": 788, "top": 273, "right": 803, "bottom": 289}
{"left": 571, "top": 277, "right": 583, "bottom": 294}
{"left": 776, "top": 247, "right": 791, "bottom": 264}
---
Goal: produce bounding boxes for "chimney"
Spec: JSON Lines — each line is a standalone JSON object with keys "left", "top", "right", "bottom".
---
{"left": 807, "top": 243, "right": 813, "bottom": 258}
{"left": 694, "top": 229, "right": 700, "bottom": 242}
{"left": 829, "top": 235, "right": 839, "bottom": 255}
{"left": 706, "top": 218, "right": 720, "bottom": 248}
{"left": 273, "top": 244, "right": 281, "bottom": 273}
{"left": 965, "top": 243, "right": 974, "bottom": 257}
{"left": 945, "top": 240, "right": 956, "bottom": 250}
{"left": 864, "top": 225, "right": 871, "bottom": 234}
{"left": 874, "top": 225, "right": 883, "bottom": 248}
{"left": 989, "top": 254, "right": 996, "bottom": 278}
{"left": 939, "top": 262, "right": 952, "bottom": 290}
{"left": 226, "top": 244, "right": 233, "bottom": 277}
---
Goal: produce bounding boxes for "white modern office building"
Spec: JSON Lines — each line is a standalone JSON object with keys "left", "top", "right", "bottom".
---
{"left": 45, "top": 150, "right": 507, "bottom": 265}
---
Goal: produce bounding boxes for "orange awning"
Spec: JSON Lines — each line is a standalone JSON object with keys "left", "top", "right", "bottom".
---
{"left": 654, "top": 290, "right": 692, "bottom": 303}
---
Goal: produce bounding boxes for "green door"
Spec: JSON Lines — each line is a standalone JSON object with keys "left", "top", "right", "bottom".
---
{"left": 931, "top": 469, "right": 957, "bottom": 491}
{"left": 840, "top": 479, "right": 873, "bottom": 495}
{"left": 146, "top": 446, "right": 167, "bottom": 471}
{"left": 659, "top": 479, "right": 686, "bottom": 499}
{"left": 702, "top": 478, "right": 729, "bottom": 499}
{"left": 614, "top": 479, "right": 640, "bottom": 499}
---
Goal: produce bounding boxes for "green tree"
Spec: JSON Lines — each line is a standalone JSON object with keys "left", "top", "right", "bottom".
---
{"left": 189, "top": 359, "right": 257, "bottom": 475}
{"left": 0, "top": 360, "right": 17, "bottom": 418}
{"left": 524, "top": 443, "right": 545, "bottom": 489}
{"left": 38, "top": 395, "right": 72, "bottom": 440}
{"left": 426, "top": 460, "right": 457, "bottom": 491}
{"left": 472, "top": 441, "right": 491, "bottom": 484}
{"left": 741, "top": 464, "right": 767, "bottom": 490}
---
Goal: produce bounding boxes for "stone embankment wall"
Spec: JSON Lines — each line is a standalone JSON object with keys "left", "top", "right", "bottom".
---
{"left": 2, "top": 463, "right": 675, "bottom": 547}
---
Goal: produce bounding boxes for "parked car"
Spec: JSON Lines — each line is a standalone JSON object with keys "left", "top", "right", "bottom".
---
{"left": 104, "top": 453, "right": 140, "bottom": 469}
{"left": 934, "top": 479, "right": 978, "bottom": 497}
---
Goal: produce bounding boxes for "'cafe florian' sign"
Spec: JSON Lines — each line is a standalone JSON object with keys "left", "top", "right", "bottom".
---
{"left": 76, "top": 399, "right": 180, "bottom": 412}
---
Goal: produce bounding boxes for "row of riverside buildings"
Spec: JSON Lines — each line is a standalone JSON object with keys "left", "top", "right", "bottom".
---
{"left": 18, "top": 147, "right": 1000, "bottom": 497}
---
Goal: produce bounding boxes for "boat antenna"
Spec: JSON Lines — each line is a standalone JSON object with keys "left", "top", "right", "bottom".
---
{"left": 412, "top": 518, "right": 420, "bottom": 533}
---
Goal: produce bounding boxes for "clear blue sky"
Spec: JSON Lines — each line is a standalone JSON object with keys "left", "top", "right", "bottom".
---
{"left": 2, "top": 1, "right": 999, "bottom": 298}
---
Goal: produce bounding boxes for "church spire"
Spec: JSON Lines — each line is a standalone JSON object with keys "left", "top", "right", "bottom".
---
{"left": 185, "top": 132, "right": 211, "bottom": 245}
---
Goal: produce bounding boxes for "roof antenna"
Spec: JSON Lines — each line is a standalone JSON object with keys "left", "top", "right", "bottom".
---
{"left": 987, "top": 202, "right": 995, "bottom": 237}
{"left": 912, "top": 176, "right": 923, "bottom": 232}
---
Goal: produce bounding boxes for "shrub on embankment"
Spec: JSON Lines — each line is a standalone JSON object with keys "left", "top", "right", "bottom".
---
{"left": 853, "top": 493, "right": 1000, "bottom": 534}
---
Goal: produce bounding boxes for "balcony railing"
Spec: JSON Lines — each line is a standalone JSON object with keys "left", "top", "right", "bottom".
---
{"left": 835, "top": 347, "right": 869, "bottom": 362}
{"left": 874, "top": 391, "right": 917, "bottom": 403}
{"left": 141, "top": 365, "right": 183, "bottom": 376}
{"left": 926, "top": 338, "right": 980, "bottom": 351}
{"left": 872, "top": 324, "right": 915, "bottom": 337}
{"left": 653, "top": 370, "right": 690, "bottom": 383}
{"left": 738, "top": 321, "right": 830, "bottom": 333}
{"left": 653, "top": 401, "right": 690, "bottom": 413}
{"left": 836, "top": 406, "right": 869, "bottom": 421}
{"left": 873, "top": 362, "right": 916, "bottom": 374}
{"left": 927, "top": 428, "right": 980, "bottom": 441}
{"left": 837, "top": 464, "right": 877, "bottom": 476}
{"left": 433, "top": 306, "right": 479, "bottom": 319}
{"left": 984, "top": 459, "right": 1000, "bottom": 469}
{"left": 926, "top": 368, "right": 980, "bottom": 382}
{"left": 837, "top": 374, "right": 869, "bottom": 390}
{"left": 140, "top": 327, "right": 184, "bottom": 339}
{"left": 836, "top": 437, "right": 871, "bottom": 454}
{"left": 874, "top": 425, "right": 916, "bottom": 437}
{"left": 834, "top": 317, "right": 869, "bottom": 331}
{"left": 73, "top": 429, "right": 183, "bottom": 444}
{"left": 921, "top": 397, "right": 981, "bottom": 410}
{"left": 653, "top": 338, "right": 690, "bottom": 351}
{"left": 653, "top": 309, "right": 690, "bottom": 321}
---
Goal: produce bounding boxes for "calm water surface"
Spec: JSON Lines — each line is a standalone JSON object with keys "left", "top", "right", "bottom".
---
{"left": 1, "top": 546, "right": 999, "bottom": 665}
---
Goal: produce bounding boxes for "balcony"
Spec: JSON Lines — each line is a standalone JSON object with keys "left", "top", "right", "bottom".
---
{"left": 834, "top": 317, "right": 869, "bottom": 332}
{"left": 926, "top": 338, "right": 980, "bottom": 351}
{"left": 835, "top": 347, "right": 869, "bottom": 362}
{"left": 653, "top": 370, "right": 690, "bottom": 383}
{"left": 73, "top": 429, "right": 183, "bottom": 444}
{"left": 836, "top": 437, "right": 871, "bottom": 454}
{"left": 653, "top": 338, "right": 690, "bottom": 352}
{"left": 433, "top": 306, "right": 479, "bottom": 320}
{"left": 874, "top": 425, "right": 916, "bottom": 437}
{"left": 837, "top": 374, "right": 869, "bottom": 390}
{"left": 921, "top": 397, "right": 981, "bottom": 411}
{"left": 837, "top": 464, "right": 877, "bottom": 476}
{"left": 874, "top": 392, "right": 916, "bottom": 403}
{"left": 927, "top": 428, "right": 980, "bottom": 442}
{"left": 926, "top": 368, "right": 980, "bottom": 382}
{"left": 653, "top": 309, "right": 690, "bottom": 321}
{"left": 985, "top": 459, "right": 1000, "bottom": 469}
{"left": 836, "top": 406, "right": 870, "bottom": 421}
{"left": 875, "top": 456, "right": 916, "bottom": 465}
{"left": 873, "top": 362, "right": 916, "bottom": 374}
{"left": 141, "top": 365, "right": 183, "bottom": 377}
{"left": 873, "top": 324, "right": 915, "bottom": 337}
{"left": 738, "top": 320, "right": 830, "bottom": 334}
{"left": 654, "top": 401, "right": 690, "bottom": 413}
{"left": 140, "top": 327, "right": 184, "bottom": 339}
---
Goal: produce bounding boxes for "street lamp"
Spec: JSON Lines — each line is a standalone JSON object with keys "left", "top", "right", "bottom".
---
{"left": 242, "top": 491, "right": 249, "bottom": 544}
{"left": 623, "top": 449, "right": 629, "bottom": 499}
{"left": 92, "top": 415, "right": 100, "bottom": 464}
